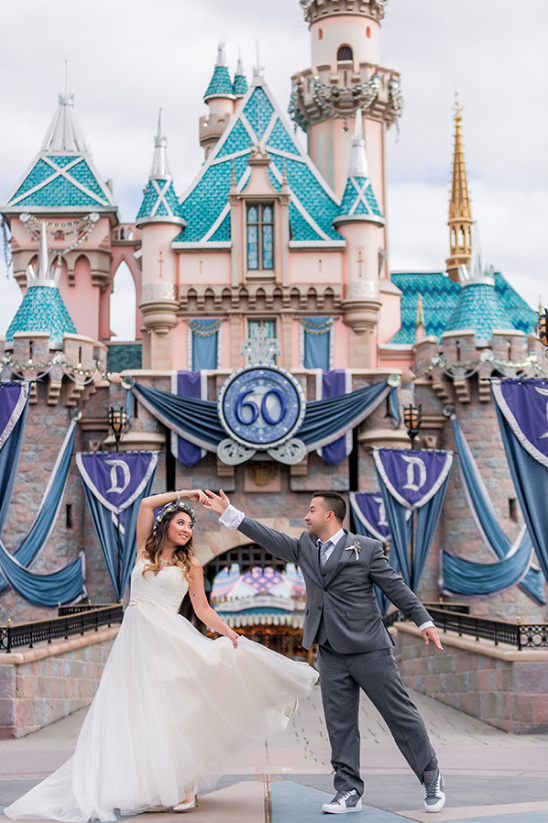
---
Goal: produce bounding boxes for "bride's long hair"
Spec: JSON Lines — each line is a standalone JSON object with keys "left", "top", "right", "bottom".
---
{"left": 142, "top": 508, "right": 195, "bottom": 582}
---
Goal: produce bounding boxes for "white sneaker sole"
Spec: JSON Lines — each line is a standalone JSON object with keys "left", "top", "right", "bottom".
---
{"left": 321, "top": 800, "right": 363, "bottom": 814}
{"left": 424, "top": 791, "right": 446, "bottom": 813}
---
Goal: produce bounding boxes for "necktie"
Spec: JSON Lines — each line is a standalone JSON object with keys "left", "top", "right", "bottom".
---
{"left": 318, "top": 540, "right": 331, "bottom": 568}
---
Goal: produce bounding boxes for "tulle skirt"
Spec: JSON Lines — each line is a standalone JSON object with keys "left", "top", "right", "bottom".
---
{"left": 4, "top": 602, "right": 318, "bottom": 821}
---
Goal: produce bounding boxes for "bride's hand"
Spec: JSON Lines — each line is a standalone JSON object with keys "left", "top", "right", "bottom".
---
{"left": 181, "top": 490, "right": 207, "bottom": 505}
{"left": 226, "top": 629, "right": 240, "bottom": 648}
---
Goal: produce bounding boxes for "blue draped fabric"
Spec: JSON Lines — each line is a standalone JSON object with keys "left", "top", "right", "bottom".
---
{"left": 494, "top": 399, "right": 548, "bottom": 586}
{"left": 170, "top": 371, "right": 206, "bottom": 468}
{"left": 388, "top": 387, "right": 401, "bottom": 429}
{"left": 350, "top": 492, "right": 391, "bottom": 615}
{"left": 0, "top": 548, "right": 85, "bottom": 607}
{"left": 299, "top": 381, "right": 391, "bottom": 451}
{"left": 303, "top": 317, "right": 332, "bottom": 369}
{"left": 190, "top": 318, "right": 219, "bottom": 370}
{"left": 375, "top": 481, "right": 412, "bottom": 587}
{"left": 0, "top": 382, "right": 29, "bottom": 534}
{"left": 414, "top": 474, "right": 451, "bottom": 591}
{"left": 132, "top": 379, "right": 391, "bottom": 458}
{"left": 449, "top": 416, "right": 545, "bottom": 603}
{"left": 80, "top": 464, "right": 157, "bottom": 600}
{"left": 442, "top": 537, "right": 533, "bottom": 597}
{"left": 317, "top": 370, "right": 352, "bottom": 465}
{"left": 0, "top": 420, "right": 86, "bottom": 605}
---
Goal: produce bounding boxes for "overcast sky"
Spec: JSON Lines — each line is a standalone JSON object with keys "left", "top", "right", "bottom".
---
{"left": 1, "top": 0, "right": 547, "bottom": 338}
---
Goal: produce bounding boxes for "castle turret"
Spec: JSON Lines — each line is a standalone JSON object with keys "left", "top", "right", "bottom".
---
{"left": 1, "top": 84, "right": 118, "bottom": 342}
{"left": 136, "top": 110, "right": 185, "bottom": 369}
{"left": 233, "top": 51, "right": 248, "bottom": 99}
{"left": 446, "top": 99, "right": 473, "bottom": 282}
{"left": 290, "top": 0, "right": 401, "bottom": 204}
{"left": 199, "top": 43, "right": 236, "bottom": 160}
{"left": 333, "top": 114, "right": 384, "bottom": 365}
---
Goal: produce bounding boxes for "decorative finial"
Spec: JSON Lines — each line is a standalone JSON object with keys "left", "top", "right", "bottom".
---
{"left": 415, "top": 294, "right": 425, "bottom": 329}
{"left": 216, "top": 42, "right": 227, "bottom": 67}
{"left": 453, "top": 92, "right": 463, "bottom": 120}
{"left": 348, "top": 112, "right": 369, "bottom": 178}
{"left": 252, "top": 40, "right": 264, "bottom": 83}
{"left": 26, "top": 222, "right": 60, "bottom": 288}
{"left": 151, "top": 108, "right": 169, "bottom": 178}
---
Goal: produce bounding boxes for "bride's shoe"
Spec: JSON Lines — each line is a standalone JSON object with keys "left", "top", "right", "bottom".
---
{"left": 173, "top": 794, "right": 198, "bottom": 811}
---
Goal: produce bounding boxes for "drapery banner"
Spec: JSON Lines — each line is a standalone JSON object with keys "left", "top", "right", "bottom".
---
{"left": 492, "top": 378, "right": 548, "bottom": 585}
{"left": 350, "top": 492, "right": 391, "bottom": 543}
{"left": 444, "top": 415, "right": 545, "bottom": 603}
{"left": 373, "top": 447, "right": 453, "bottom": 591}
{"left": 170, "top": 371, "right": 207, "bottom": 468}
{"left": 189, "top": 318, "right": 220, "bottom": 371}
{"left": 302, "top": 317, "right": 333, "bottom": 369}
{"left": 0, "top": 382, "right": 29, "bottom": 535}
{"left": 131, "top": 379, "right": 394, "bottom": 459}
{"left": 0, "top": 420, "right": 86, "bottom": 605}
{"left": 76, "top": 451, "right": 158, "bottom": 600}
{"left": 316, "top": 370, "right": 352, "bottom": 464}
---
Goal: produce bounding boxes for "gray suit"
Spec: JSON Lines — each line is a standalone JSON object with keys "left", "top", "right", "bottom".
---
{"left": 236, "top": 516, "right": 437, "bottom": 795}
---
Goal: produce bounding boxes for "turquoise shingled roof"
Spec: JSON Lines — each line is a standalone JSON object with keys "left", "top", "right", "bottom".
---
{"left": 5, "top": 286, "right": 77, "bottom": 344}
{"left": 204, "top": 66, "right": 234, "bottom": 100}
{"left": 390, "top": 272, "right": 537, "bottom": 345}
{"left": 233, "top": 72, "right": 248, "bottom": 97}
{"left": 6, "top": 155, "right": 114, "bottom": 211}
{"left": 444, "top": 282, "right": 513, "bottom": 339}
{"left": 175, "top": 83, "right": 342, "bottom": 245}
{"left": 136, "top": 177, "right": 184, "bottom": 223}
{"left": 106, "top": 342, "right": 142, "bottom": 372}
{"left": 337, "top": 174, "right": 383, "bottom": 220}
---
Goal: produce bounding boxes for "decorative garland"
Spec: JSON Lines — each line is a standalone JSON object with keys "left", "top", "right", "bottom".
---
{"left": 1, "top": 350, "right": 109, "bottom": 384}
{"left": 300, "top": 317, "right": 334, "bottom": 335}
{"left": 188, "top": 318, "right": 221, "bottom": 337}
{"left": 20, "top": 213, "right": 100, "bottom": 258}
{"left": 413, "top": 350, "right": 548, "bottom": 380}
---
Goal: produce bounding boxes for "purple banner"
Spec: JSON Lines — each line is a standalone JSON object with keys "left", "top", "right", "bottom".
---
{"left": 0, "top": 382, "right": 29, "bottom": 452}
{"left": 171, "top": 371, "right": 206, "bottom": 468}
{"left": 373, "top": 447, "right": 453, "bottom": 510}
{"left": 317, "top": 369, "right": 352, "bottom": 465}
{"left": 350, "top": 491, "right": 390, "bottom": 541}
{"left": 76, "top": 451, "right": 158, "bottom": 514}
{"left": 492, "top": 379, "right": 548, "bottom": 468}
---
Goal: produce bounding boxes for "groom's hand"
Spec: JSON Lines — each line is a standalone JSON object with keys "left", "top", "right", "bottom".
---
{"left": 421, "top": 626, "right": 443, "bottom": 651}
{"left": 204, "top": 489, "right": 231, "bottom": 515}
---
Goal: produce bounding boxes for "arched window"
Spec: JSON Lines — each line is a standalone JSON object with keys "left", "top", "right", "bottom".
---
{"left": 110, "top": 261, "right": 136, "bottom": 340}
{"left": 337, "top": 44, "right": 353, "bottom": 62}
{"left": 247, "top": 203, "right": 274, "bottom": 270}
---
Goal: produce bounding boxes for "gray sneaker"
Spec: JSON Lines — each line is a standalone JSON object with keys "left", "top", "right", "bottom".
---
{"left": 321, "top": 789, "right": 363, "bottom": 814}
{"left": 423, "top": 768, "right": 446, "bottom": 813}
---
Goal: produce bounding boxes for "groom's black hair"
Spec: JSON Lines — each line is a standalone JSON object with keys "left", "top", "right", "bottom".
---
{"left": 312, "top": 491, "right": 346, "bottom": 524}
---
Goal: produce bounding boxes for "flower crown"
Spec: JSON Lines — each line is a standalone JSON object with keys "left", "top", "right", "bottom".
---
{"left": 154, "top": 501, "right": 196, "bottom": 530}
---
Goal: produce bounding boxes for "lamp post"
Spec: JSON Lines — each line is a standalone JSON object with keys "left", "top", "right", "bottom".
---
{"left": 107, "top": 405, "right": 128, "bottom": 596}
{"left": 402, "top": 403, "right": 422, "bottom": 590}
{"left": 108, "top": 406, "right": 128, "bottom": 452}
{"left": 539, "top": 308, "right": 548, "bottom": 355}
{"left": 403, "top": 403, "right": 422, "bottom": 449}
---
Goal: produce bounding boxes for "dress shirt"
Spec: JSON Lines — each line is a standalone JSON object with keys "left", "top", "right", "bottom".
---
{"left": 317, "top": 527, "right": 346, "bottom": 563}
{"left": 218, "top": 505, "right": 434, "bottom": 632}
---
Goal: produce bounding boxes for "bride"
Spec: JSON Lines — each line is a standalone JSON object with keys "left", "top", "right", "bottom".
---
{"left": 5, "top": 489, "right": 319, "bottom": 822}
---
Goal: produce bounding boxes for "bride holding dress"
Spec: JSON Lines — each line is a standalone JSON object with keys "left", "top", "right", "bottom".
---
{"left": 4, "top": 489, "right": 318, "bottom": 822}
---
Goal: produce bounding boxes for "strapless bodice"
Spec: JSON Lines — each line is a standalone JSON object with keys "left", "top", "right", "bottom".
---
{"left": 128, "top": 558, "right": 189, "bottom": 613}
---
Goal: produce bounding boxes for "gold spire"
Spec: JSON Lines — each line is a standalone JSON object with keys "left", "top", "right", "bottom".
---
{"left": 415, "top": 294, "right": 425, "bottom": 328}
{"left": 446, "top": 95, "right": 473, "bottom": 282}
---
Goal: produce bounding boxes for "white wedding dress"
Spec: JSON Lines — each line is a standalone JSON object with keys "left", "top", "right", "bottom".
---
{"left": 5, "top": 558, "right": 318, "bottom": 822}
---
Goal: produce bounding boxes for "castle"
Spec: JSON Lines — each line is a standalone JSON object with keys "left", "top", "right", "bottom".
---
{"left": 1, "top": 0, "right": 545, "bottom": 626}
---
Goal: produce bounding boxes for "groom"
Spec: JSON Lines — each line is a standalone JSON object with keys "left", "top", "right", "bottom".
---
{"left": 204, "top": 489, "right": 446, "bottom": 815}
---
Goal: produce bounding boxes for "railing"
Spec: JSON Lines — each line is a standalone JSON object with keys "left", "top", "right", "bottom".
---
{"left": 0, "top": 605, "right": 124, "bottom": 653}
{"left": 384, "top": 606, "right": 548, "bottom": 650}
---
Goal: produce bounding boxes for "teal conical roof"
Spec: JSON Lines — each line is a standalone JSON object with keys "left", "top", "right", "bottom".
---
{"left": 204, "top": 43, "right": 235, "bottom": 101}
{"left": 333, "top": 115, "right": 384, "bottom": 227}
{"left": 233, "top": 53, "right": 248, "bottom": 98}
{"left": 136, "top": 110, "right": 185, "bottom": 227}
{"left": 3, "top": 91, "right": 116, "bottom": 214}
{"left": 5, "top": 223, "right": 77, "bottom": 345}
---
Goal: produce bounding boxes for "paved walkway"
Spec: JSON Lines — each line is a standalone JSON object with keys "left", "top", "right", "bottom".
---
{"left": 1, "top": 685, "right": 547, "bottom": 822}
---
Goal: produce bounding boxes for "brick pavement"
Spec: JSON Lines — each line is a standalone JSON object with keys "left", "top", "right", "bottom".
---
{"left": 1, "top": 684, "right": 547, "bottom": 822}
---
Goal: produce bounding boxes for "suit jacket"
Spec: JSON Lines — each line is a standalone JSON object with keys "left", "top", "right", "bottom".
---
{"left": 237, "top": 517, "right": 432, "bottom": 654}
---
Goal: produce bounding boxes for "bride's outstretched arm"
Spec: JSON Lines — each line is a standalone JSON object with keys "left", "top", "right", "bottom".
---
{"left": 188, "top": 559, "right": 240, "bottom": 648}
{"left": 136, "top": 489, "right": 207, "bottom": 556}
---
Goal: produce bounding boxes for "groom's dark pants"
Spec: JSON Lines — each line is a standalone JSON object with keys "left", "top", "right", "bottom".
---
{"left": 317, "top": 643, "right": 437, "bottom": 796}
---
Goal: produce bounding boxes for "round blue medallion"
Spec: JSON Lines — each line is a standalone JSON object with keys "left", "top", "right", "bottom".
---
{"left": 218, "top": 366, "right": 305, "bottom": 449}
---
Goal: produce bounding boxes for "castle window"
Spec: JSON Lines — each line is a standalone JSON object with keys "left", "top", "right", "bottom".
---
{"left": 337, "top": 45, "right": 353, "bottom": 62}
{"left": 247, "top": 318, "right": 277, "bottom": 363}
{"left": 247, "top": 204, "right": 274, "bottom": 270}
{"left": 318, "top": 27, "right": 323, "bottom": 40}
{"left": 366, "top": 26, "right": 371, "bottom": 38}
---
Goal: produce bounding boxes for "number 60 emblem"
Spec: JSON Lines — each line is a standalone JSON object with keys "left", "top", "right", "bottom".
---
{"left": 218, "top": 365, "right": 305, "bottom": 449}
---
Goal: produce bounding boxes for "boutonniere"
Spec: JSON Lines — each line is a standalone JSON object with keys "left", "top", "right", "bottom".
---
{"left": 345, "top": 540, "right": 361, "bottom": 561}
